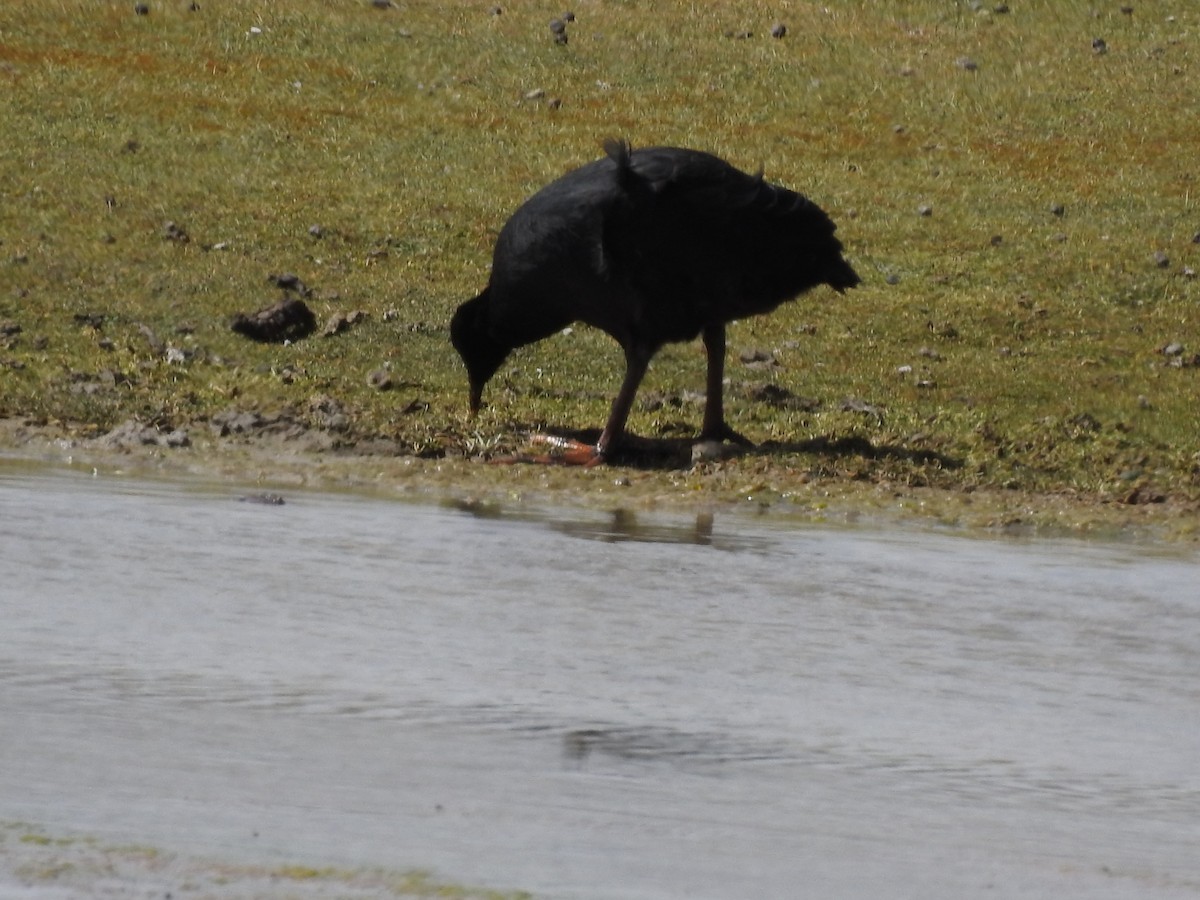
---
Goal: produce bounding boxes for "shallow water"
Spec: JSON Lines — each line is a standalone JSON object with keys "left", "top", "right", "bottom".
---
{"left": 2, "top": 462, "right": 1199, "bottom": 899}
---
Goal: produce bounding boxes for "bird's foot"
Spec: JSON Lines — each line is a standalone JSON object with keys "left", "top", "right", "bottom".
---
{"left": 489, "top": 434, "right": 606, "bottom": 467}
{"left": 529, "top": 434, "right": 607, "bottom": 466}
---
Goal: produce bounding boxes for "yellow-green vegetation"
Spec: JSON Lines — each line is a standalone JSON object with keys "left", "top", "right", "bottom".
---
{"left": 2, "top": 822, "right": 531, "bottom": 898}
{"left": 1, "top": 1, "right": 1197, "bottom": 532}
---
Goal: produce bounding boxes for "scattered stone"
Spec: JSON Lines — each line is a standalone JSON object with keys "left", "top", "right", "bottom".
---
{"left": 561, "top": 10, "right": 575, "bottom": 22}
{"left": 691, "top": 440, "right": 745, "bottom": 464}
{"left": 93, "top": 419, "right": 187, "bottom": 450}
{"left": 367, "top": 368, "right": 394, "bottom": 390}
{"left": 524, "top": 87, "right": 546, "bottom": 100}
{"left": 956, "top": 57, "right": 979, "bottom": 72}
{"left": 1092, "top": 37, "right": 1108, "bottom": 54}
{"left": 0, "top": 320, "right": 20, "bottom": 336}
{"left": 1192, "top": 231, "right": 1200, "bottom": 244}
{"left": 163, "top": 221, "right": 190, "bottom": 243}
{"left": 1136, "top": 394, "right": 1152, "bottom": 409}
{"left": 770, "top": 22, "right": 787, "bottom": 39}
{"left": 137, "top": 323, "right": 164, "bottom": 355}
{"left": 488, "top": 5, "right": 502, "bottom": 15}
{"left": 308, "top": 224, "right": 324, "bottom": 239}
{"left": 238, "top": 493, "right": 286, "bottom": 505}
{"left": 269, "top": 272, "right": 311, "bottom": 296}
{"left": 322, "top": 309, "right": 368, "bottom": 337}
{"left": 1123, "top": 485, "right": 1166, "bottom": 505}
{"left": 1161, "top": 342, "right": 1184, "bottom": 356}
{"left": 839, "top": 397, "right": 885, "bottom": 423}
{"left": 134, "top": 3, "right": 149, "bottom": 15}
{"left": 990, "top": 234, "right": 1003, "bottom": 247}
{"left": 371, "top": 0, "right": 395, "bottom": 7}
{"left": 308, "top": 394, "right": 350, "bottom": 431}
{"left": 744, "top": 383, "right": 819, "bottom": 411}
{"left": 74, "top": 313, "right": 107, "bottom": 330}
{"left": 994, "top": 3, "right": 1010, "bottom": 13}
{"left": 918, "top": 204, "right": 933, "bottom": 217}
{"left": 1120, "top": 5, "right": 1134, "bottom": 14}
{"left": 1050, "top": 203, "right": 1066, "bottom": 217}
{"left": 231, "top": 297, "right": 316, "bottom": 343}
{"left": 885, "top": 273, "right": 901, "bottom": 285}
{"left": 1152, "top": 250, "right": 1170, "bottom": 269}
{"left": 738, "top": 348, "right": 776, "bottom": 367}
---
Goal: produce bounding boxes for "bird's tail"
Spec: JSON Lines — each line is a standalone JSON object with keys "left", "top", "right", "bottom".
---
{"left": 603, "top": 137, "right": 636, "bottom": 189}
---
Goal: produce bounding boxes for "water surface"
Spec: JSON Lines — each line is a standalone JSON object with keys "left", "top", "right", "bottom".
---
{"left": 2, "top": 463, "right": 1198, "bottom": 898}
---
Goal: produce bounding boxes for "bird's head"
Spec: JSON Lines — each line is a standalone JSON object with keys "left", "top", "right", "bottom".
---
{"left": 825, "top": 255, "right": 862, "bottom": 294}
{"left": 451, "top": 288, "right": 510, "bottom": 414}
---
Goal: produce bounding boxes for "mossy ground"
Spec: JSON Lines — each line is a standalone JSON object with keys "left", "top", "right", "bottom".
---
{"left": 1, "top": 1, "right": 1197, "bottom": 536}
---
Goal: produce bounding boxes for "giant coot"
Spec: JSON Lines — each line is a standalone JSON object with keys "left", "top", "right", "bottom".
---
{"left": 451, "top": 139, "right": 861, "bottom": 465}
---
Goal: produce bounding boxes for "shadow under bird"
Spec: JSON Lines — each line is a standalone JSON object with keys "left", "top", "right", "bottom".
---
{"left": 451, "top": 139, "right": 861, "bottom": 465}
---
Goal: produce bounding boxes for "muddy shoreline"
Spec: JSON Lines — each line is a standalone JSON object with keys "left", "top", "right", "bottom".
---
{"left": 2, "top": 415, "right": 1196, "bottom": 542}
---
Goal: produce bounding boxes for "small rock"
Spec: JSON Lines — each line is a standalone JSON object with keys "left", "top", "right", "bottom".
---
{"left": 322, "top": 309, "right": 368, "bottom": 337}
{"left": 1120, "top": 5, "right": 1133, "bottom": 14}
{"left": 1153, "top": 250, "right": 1170, "bottom": 269}
{"left": 1122, "top": 485, "right": 1166, "bottom": 505}
{"left": 885, "top": 273, "right": 901, "bottom": 285}
{"left": 1050, "top": 203, "right": 1066, "bottom": 217}
{"left": 134, "top": 3, "right": 149, "bottom": 14}
{"left": 231, "top": 297, "right": 316, "bottom": 343}
{"left": 308, "top": 224, "right": 324, "bottom": 239}
{"left": 488, "top": 5, "right": 502, "bottom": 15}
{"left": 956, "top": 57, "right": 979, "bottom": 71}
{"left": 269, "top": 272, "right": 311, "bottom": 296}
{"left": 523, "top": 87, "right": 545, "bottom": 100}
{"left": 738, "top": 348, "right": 775, "bottom": 366}
{"left": 1092, "top": 37, "right": 1108, "bottom": 54}
{"left": 691, "top": 440, "right": 744, "bottom": 464}
{"left": 770, "top": 22, "right": 787, "bottom": 39}
{"left": 0, "top": 320, "right": 20, "bottom": 336}
{"left": 163, "top": 428, "right": 190, "bottom": 448}
{"left": 238, "top": 493, "right": 286, "bottom": 506}
{"left": 367, "top": 368, "right": 394, "bottom": 390}
{"left": 163, "top": 221, "right": 190, "bottom": 243}
{"left": 1162, "top": 342, "right": 1184, "bottom": 356}
{"left": 918, "top": 204, "right": 933, "bottom": 217}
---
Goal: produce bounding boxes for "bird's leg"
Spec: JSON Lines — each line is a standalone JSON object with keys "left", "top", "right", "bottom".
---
{"left": 699, "top": 323, "right": 753, "bottom": 446}
{"left": 594, "top": 347, "right": 651, "bottom": 460}
{"left": 524, "top": 348, "right": 650, "bottom": 466}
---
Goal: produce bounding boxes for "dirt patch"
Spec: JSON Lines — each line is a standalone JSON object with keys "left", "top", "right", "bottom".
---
{"left": 2, "top": 415, "right": 1196, "bottom": 542}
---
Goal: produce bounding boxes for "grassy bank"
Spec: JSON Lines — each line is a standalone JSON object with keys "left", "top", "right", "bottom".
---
{"left": 1, "top": 1, "right": 1197, "bottom": 534}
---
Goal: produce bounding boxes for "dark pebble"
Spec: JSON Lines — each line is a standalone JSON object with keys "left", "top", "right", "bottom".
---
{"left": 770, "top": 22, "right": 787, "bottom": 39}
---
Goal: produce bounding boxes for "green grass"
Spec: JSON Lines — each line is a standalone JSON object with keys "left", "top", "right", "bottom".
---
{"left": 1, "top": 0, "right": 1198, "bottom": 526}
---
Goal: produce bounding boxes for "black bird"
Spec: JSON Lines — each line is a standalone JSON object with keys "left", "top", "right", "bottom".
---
{"left": 451, "top": 139, "right": 861, "bottom": 465}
